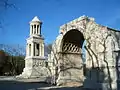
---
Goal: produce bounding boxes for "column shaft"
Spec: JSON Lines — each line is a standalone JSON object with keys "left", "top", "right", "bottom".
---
{"left": 30, "top": 25, "right": 32, "bottom": 35}
{"left": 39, "top": 44, "right": 41, "bottom": 56}
{"left": 31, "top": 43, "right": 34, "bottom": 56}
{"left": 36, "top": 24, "right": 37, "bottom": 34}
{"left": 42, "top": 43, "right": 44, "bottom": 57}
{"left": 26, "top": 44, "right": 28, "bottom": 57}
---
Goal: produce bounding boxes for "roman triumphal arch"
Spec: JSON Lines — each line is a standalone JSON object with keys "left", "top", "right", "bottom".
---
{"left": 49, "top": 16, "right": 120, "bottom": 89}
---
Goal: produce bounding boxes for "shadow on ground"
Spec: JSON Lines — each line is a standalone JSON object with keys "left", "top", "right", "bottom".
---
{"left": 0, "top": 80, "right": 51, "bottom": 90}
{"left": 0, "top": 80, "right": 94, "bottom": 90}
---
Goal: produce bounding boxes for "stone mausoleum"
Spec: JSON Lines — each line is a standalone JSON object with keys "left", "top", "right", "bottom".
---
{"left": 19, "top": 16, "right": 120, "bottom": 90}
{"left": 18, "top": 16, "right": 50, "bottom": 79}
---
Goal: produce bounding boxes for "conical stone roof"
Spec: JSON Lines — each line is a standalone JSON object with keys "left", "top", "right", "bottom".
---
{"left": 31, "top": 16, "right": 41, "bottom": 23}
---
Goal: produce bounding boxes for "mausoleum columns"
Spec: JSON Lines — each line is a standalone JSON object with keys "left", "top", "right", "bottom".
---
{"left": 39, "top": 43, "right": 41, "bottom": 56}
{"left": 29, "top": 44, "right": 31, "bottom": 56}
{"left": 26, "top": 42, "right": 44, "bottom": 57}
{"left": 30, "top": 23, "right": 41, "bottom": 35}
{"left": 31, "top": 43, "right": 34, "bottom": 56}
{"left": 42, "top": 43, "right": 44, "bottom": 57}
{"left": 30, "top": 25, "right": 32, "bottom": 35}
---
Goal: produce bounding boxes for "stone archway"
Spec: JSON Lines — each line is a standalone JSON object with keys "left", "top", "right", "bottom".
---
{"left": 57, "top": 29, "right": 85, "bottom": 86}
{"left": 51, "top": 16, "right": 120, "bottom": 89}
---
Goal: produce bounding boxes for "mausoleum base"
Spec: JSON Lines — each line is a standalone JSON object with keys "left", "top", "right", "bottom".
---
{"left": 17, "top": 57, "right": 50, "bottom": 80}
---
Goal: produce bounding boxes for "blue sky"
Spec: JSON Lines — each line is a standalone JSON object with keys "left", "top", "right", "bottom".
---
{"left": 0, "top": 0, "right": 120, "bottom": 46}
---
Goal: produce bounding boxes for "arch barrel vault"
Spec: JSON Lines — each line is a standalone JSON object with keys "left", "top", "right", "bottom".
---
{"left": 49, "top": 16, "right": 120, "bottom": 90}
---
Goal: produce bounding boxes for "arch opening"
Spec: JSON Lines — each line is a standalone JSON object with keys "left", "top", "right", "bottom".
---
{"left": 62, "top": 29, "right": 85, "bottom": 57}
